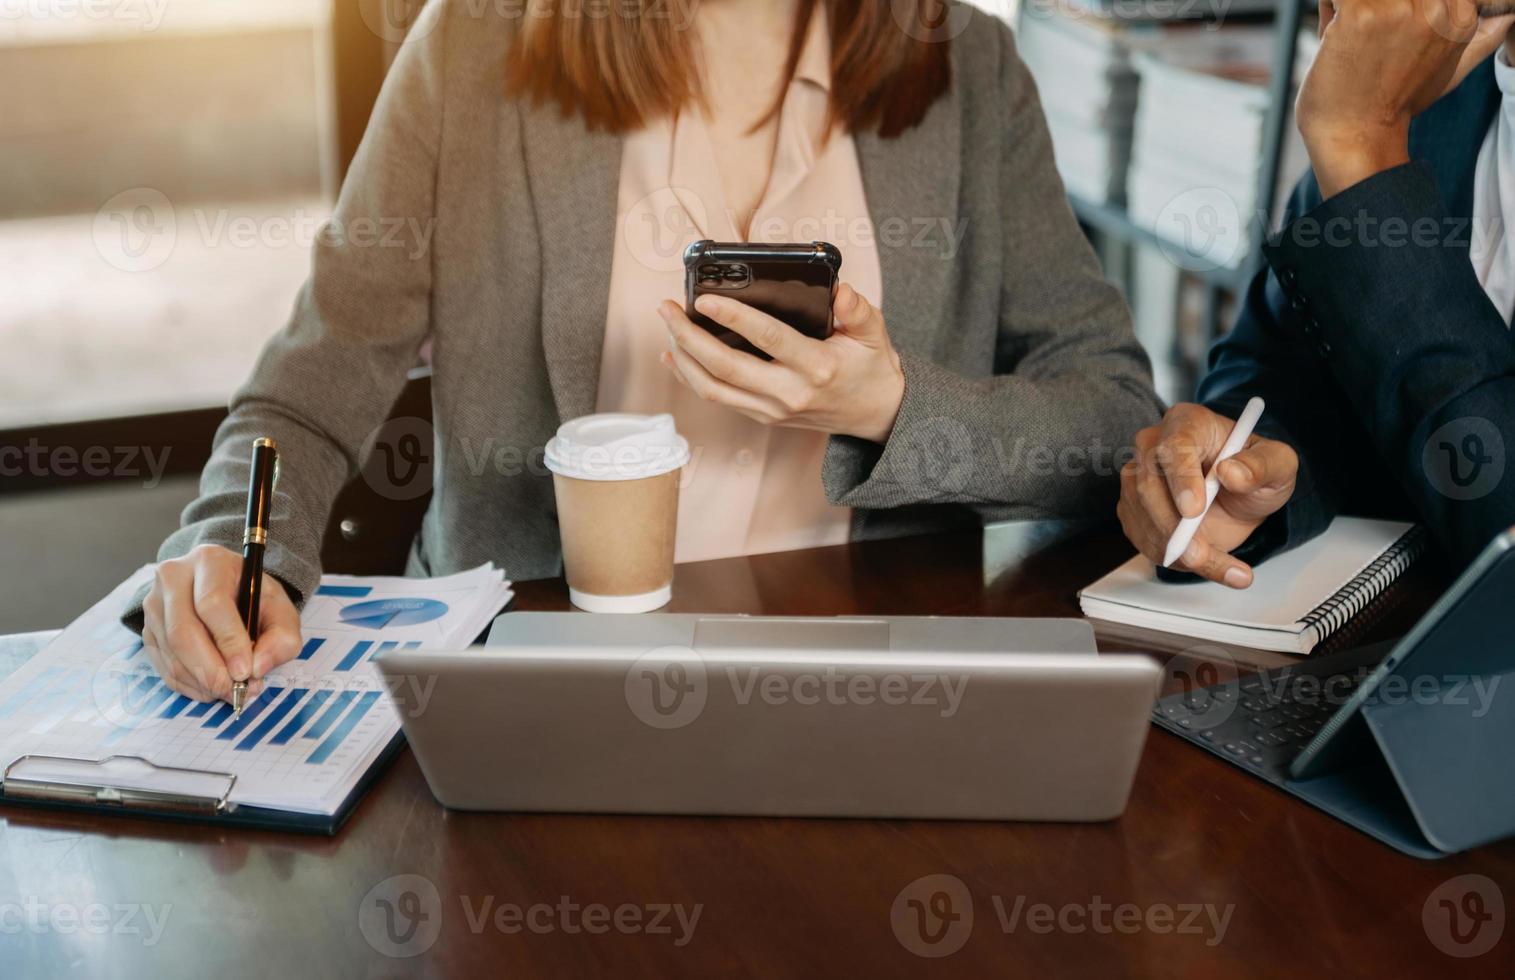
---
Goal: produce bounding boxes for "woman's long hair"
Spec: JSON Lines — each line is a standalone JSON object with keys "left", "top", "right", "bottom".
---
{"left": 505, "top": 0, "right": 954, "bottom": 138}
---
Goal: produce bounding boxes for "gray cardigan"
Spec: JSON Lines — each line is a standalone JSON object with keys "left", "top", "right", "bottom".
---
{"left": 144, "top": 0, "right": 1161, "bottom": 607}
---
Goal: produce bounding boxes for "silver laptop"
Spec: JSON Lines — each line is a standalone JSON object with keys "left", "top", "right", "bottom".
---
{"left": 376, "top": 613, "right": 1161, "bottom": 822}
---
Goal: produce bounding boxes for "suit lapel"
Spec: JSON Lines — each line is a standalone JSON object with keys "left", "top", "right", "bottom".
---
{"left": 854, "top": 84, "right": 962, "bottom": 355}
{"left": 519, "top": 103, "right": 623, "bottom": 423}
{"left": 1411, "top": 56, "right": 1501, "bottom": 219}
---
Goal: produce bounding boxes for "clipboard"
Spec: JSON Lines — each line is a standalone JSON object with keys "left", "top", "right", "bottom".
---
{"left": 0, "top": 732, "right": 407, "bottom": 835}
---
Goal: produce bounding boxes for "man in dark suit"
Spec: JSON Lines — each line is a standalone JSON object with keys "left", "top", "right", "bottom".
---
{"left": 1118, "top": 0, "right": 1515, "bottom": 585}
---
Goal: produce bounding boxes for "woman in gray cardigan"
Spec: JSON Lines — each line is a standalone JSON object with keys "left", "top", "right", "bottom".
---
{"left": 135, "top": 0, "right": 1161, "bottom": 703}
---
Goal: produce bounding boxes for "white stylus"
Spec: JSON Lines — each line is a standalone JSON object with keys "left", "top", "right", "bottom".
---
{"left": 1162, "top": 396, "right": 1267, "bottom": 569}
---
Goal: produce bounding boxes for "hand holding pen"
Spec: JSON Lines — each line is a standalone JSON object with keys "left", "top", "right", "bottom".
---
{"left": 140, "top": 439, "right": 303, "bottom": 706}
{"left": 1117, "top": 400, "right": 1301, "bottom": 589}
{"left": 232, "top": 438, "right": 279, "bottom": 716}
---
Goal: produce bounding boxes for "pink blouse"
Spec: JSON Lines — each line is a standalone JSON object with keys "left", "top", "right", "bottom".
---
{"left": 594, "top": 6, "right": 884, "bottom": 565}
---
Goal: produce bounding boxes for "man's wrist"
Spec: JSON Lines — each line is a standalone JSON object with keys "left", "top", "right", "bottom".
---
{"left": 1302, "top": 122, "right": 1411, "bottom": 199}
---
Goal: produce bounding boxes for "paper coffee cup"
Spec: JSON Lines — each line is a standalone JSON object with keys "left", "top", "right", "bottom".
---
{"left": 544, "top": 413, "right": 690, "bottom": 614}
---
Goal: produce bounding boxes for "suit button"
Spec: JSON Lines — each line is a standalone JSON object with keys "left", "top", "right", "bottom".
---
{"left": 340, "top": 518, "right": 361, "bottom": 542}
{"left": 1318, "top": 341, "right": 1334, "bottom": 357}
{"left": 1280, "top": 268, "right": 1299, "bottom": 288}
{"left": 1290, "top": 295, "right": 1309, "bottom": 314}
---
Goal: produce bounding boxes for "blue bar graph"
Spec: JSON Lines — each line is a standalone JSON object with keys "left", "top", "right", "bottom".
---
{"left": 186, "top": 700, "right": 214, "bottom": 719}
{"left": 26, "top": 672, "right": 87, "bottom": 727}
{"left": 0, "top": 667, "right": 66, "bottom": 720}
{"left": 271, "top": 690, "right": 332, "bottom": 745}
{"left": 126, "top": 674, "right": 159, "bottom": 704}
{"left": 110, "top": 641, "right": 143, "bottom": 662}
{"left": 303, "top": 690, "right": 357, "bottom": 740}
{"left": 316, "top": 585, "right": 372, "bottom": 598}
{"left": 216, "top": 687, "right": 284, "bottom": 741}
{"left": 334, "top": 641, "right": 373, "bottom": 672}
{"left": 104, "top": 681, "right": 177, "bottom": 744}
{"left": 235, "top": 688, "right": 308, "bottom": 751}
{"left": 160, "top": 695, "right": 194, "bottom": 720}
{"left": 297, "top": 638, "right": 326, "bottom": 661}
{"left": 307, "top": 691, "right": 381, "bottom": 765}
{"left": 132, "top": 683, "right": 175, "bottom": 719}
{"left": 202, "top": 702, "right": 235, "bottom": 728}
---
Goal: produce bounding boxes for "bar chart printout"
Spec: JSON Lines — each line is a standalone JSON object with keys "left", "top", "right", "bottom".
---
{"left": 0, "top": 565, "right": 512, "bottom": 816}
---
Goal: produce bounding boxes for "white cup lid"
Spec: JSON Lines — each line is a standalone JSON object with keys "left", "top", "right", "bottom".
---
{"left": 544, "top": 413, "right": 691, "bottom": 481}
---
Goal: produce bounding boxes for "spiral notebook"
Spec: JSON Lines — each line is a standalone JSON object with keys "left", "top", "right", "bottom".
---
{"left": 1078, "top": 517, "right": 1426, "bottom": 655}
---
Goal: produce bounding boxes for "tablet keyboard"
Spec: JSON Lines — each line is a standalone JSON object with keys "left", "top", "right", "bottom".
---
{"left": 1150, "top": 645, "right": 1390, "bottom": 782}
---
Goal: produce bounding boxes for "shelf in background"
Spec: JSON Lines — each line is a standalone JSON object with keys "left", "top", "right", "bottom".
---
{"left": 1068, "top": 194, "right": 1259, "bottom": 291}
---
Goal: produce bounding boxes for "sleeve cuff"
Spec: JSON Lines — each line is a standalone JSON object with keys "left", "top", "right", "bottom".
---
{"left": 822, "top": 351, "right": 969, "bottom": 509}
{"left": 1262, "top": 161, "right": 1446, "bottom": 362}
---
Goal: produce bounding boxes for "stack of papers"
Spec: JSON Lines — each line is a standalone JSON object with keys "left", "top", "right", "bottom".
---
{"left": 1125, "top": 27, "right": 1317, "bottom": 269}
{"left": 1018, "top": 10, "right": 1140, "bottom": 205}
{"left": 0, "top": 564, "right": 512, "bottom": 816}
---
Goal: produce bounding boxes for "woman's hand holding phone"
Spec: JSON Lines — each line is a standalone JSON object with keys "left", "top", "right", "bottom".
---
{"left": 658, "top": 283, "right": 906, "bottom": 444}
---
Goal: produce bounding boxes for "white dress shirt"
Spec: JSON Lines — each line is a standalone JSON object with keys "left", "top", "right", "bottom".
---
{"left": 1472, "top": 48, "right": 1515, "bottom": 326}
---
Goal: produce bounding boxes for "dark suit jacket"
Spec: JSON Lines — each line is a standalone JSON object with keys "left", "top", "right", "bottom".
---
{"left": 1197, "top": 56, "right": 1513, "bottom": 569}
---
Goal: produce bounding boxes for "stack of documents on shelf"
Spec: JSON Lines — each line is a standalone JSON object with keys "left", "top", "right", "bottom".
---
{"left": 0, "top": 564, "right": 512, "bottom": 821}
{"left": 1125, "top": 26, "right": 1317, "bottom": 270}
{"left": 1056, "top": 0, "right": 1282, "bottom": 19}
{"left": 1017, "top": 9, "right": 1140, "bottom": 204}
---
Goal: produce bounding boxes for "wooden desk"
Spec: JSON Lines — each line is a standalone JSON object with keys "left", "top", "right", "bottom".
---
{"left": 2, "top": 522, "right": 1510, "bottom": 978}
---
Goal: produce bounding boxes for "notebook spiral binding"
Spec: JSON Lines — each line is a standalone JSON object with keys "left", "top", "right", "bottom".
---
{"left": 1301, "top": 527, "right": 1428, "bottom": 648}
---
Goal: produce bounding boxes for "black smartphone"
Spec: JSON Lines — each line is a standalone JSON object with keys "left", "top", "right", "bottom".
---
{"left": 683, "top": 240, "right": 842, "bottom": 359}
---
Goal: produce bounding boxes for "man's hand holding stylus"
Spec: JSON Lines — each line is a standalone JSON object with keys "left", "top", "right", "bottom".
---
{"left": 1117, "top": 404, "right": 1300, "bottom": 588}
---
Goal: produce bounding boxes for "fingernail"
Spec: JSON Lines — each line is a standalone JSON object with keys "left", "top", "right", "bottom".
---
{"left": 694, "top": 295, "right": 718, "bottom": 315}
{"left": 1224, "top": 566, "right": 1252, "bottom": 588}
{"left": 1177, "top": 488, "right": 1198, "bottom": 515}
{"left": 229, "top": 656, "right": 250, "bottom": 681}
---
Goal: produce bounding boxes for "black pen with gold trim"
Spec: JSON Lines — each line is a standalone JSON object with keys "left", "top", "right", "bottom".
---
{"left": 232, "top": 437, "right": 278, "bottom": 718}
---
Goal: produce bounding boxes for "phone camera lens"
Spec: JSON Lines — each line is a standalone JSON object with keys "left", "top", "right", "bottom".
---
{"left": 722, "top": 265, "right": 747, "bottom": 282}
{"left": 699, "top": 264, "right": 721, "bottom": 276}
{"left": 699, "top": 276, "right": 721, "bottom": 288}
